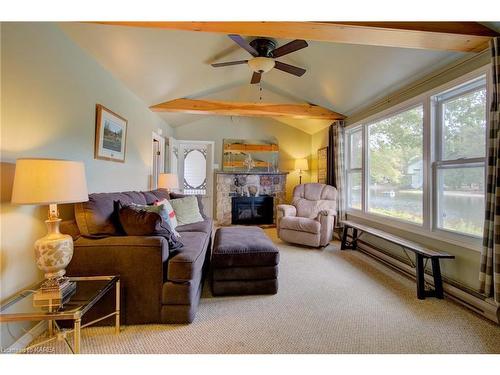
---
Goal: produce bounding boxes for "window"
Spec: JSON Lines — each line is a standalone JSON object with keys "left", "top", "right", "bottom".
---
{"left": 346, "top": 128, "right": 363, "bottom": 210}
{"left": 433, "top": 77, "right": 487, "bottom": 237}
{"left": 180, "top": 143, "right": 209, "bottom": 195}
{"left": 367, "top": 106, "right": 424, "bottom": 224}
{"left": 344, "top": 70, "right": 488, "bottom": 241}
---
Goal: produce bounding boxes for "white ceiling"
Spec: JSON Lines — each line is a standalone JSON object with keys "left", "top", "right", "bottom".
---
{"left": 58, "top": 23, "right": 466, "bottom": 134}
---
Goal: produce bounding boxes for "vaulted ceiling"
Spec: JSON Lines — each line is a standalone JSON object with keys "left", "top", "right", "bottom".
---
{"left": 59, "top": 22, "right": 479, "bottom": 134}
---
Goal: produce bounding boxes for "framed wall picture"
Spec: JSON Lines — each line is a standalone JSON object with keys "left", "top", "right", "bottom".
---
{"left": 95, "top": 104, "right": 128, "bottom": 163}
{"left": 318, "top": 146, "right": 328, "bottom": 184}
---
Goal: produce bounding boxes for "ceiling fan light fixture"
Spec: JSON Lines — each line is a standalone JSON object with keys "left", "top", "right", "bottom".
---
{"left": 247, "top": 57, "right": 275, "bottom": 74}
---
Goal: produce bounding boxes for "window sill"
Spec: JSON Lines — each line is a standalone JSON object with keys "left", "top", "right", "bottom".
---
{"left": 346, "top": 210, "right": 482, "bottom": 252}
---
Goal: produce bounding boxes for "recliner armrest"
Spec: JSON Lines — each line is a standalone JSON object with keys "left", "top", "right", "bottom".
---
{"left": 277, "top": 204, "right": 297, "bottom": 217}
{"left": 318, "top": 208, "right": 336, "bottom": 217}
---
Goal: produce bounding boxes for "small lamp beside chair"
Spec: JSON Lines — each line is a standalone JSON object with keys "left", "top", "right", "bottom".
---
{"left": 11, "top": 158, "right": 88, "bottom": 294}
{"left": 158, "top": 173, "right": 179, "bottom": 193}
{"left": 295, "top": 158, "right": 309, "bottom": 184}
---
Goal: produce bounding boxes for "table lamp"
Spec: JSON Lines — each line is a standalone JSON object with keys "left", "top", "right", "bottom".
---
{"left": 158, "top": 173, "right": 179, "bottom": 193}
{"left": 11, "top": 158, "right": 88, "bottom": 292}
{"left": 295, "top": 158, "right": 309, "bottom": 184}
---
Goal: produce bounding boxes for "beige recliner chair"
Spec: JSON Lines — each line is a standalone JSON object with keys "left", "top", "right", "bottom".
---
{"left": 277, "top": 183, "right": 337, "bottom": 247}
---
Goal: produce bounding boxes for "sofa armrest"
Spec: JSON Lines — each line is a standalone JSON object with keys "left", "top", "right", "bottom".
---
{"left": 66, "top": 236, "right": 169, "bottom": 324}
{"left": 277, "top": 204, "right": 297, "bottom": 217}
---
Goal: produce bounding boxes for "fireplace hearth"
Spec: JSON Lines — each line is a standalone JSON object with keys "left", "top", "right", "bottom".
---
{"left": 231, "top": 196, "right": 274, "bottom": 225}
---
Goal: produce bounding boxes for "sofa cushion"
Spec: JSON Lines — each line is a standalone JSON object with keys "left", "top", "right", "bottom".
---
{"left": 176, "top": 218, "right": 213, "bottom": 234}
{"left": 212, "top": 227, "right": 279, "bottom": 268}
{"left": 279, "top": 216, "right": 321, "bottom": 234}
{"left": 74, "top": 189, "right": 169, "bottom": 237}
{"left": 167, "top": 231, "right": 210, "bottom": 281}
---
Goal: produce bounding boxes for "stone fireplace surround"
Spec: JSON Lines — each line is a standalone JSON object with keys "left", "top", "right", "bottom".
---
{"left": 215, "top": 171, "right": 288, "bottom": 226}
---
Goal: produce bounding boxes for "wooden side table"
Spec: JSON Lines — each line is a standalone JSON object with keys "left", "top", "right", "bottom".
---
{"left": 0, "top": 275, "right": 120, "bottom": 354}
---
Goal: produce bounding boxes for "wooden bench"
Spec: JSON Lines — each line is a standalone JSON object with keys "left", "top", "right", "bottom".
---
{"left": 340, "top": 220, "right": 455, "bottom": 300}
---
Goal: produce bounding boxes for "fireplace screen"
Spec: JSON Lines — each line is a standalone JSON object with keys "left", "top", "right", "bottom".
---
{"left": 232, "top": 196, "right": 274, "bottom": 225}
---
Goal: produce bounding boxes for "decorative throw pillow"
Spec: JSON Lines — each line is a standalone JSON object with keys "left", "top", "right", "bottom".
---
{"left": 131, "top": 201, "right": 180, "bottom": 238}
{"left": 153, "top": 199, "right": 179, "bottom": 229}
{"left": 169, "top": 196, "right": 204, "bottom": 226}
{"left": 118, "top": 204, "right": 183, "bottom": 251}
{"left": 170, "top": 192, "right": 206, "bottom": 219}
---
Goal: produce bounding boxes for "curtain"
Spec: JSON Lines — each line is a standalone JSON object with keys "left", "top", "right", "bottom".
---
{"left": 480, "top": 37, "right": 500, "bottom": 304}
{"left": 327, "top": 120, "right": 346, "bottom": 230}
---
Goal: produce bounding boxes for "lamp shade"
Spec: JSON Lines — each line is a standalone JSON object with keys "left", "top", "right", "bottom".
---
{"left": 295, "top": 158, "right": 309, "bottom": 171}
{"left": 158, "top": 173, "right": 179, "bottom": 189}
{"left": 11, "top": 158, "right": 88, "bottom": 205}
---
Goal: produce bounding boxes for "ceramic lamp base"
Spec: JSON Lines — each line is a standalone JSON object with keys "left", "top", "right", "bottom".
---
{"left": 34, "top": 218, "right": 74, "bottom": 283}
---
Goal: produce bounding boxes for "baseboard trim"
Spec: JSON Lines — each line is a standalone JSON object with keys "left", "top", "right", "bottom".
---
{"left": 6, "top": 321, "right": 47, "bottom": 353}
{"left": 353, "top": 240, "right": 499, "bottom": 324}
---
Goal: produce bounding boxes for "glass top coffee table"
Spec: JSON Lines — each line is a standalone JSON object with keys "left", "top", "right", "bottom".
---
{"left": 0, "top": 275, "right": 120, "bottom": 354}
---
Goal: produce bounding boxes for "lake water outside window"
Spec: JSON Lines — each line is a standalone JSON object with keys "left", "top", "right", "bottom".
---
{"left": 367, "top": 106, "right": 424, "bottom": 224}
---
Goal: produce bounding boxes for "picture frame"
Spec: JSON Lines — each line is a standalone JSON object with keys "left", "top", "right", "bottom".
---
{"left": 317, "top": 146, "right": 328, "bottom": 184}
{"left": 95, "top": 104, "right": 128, "bottom": 163}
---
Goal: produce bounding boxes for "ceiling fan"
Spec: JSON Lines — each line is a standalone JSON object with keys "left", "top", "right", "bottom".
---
{"left": 211, "top": 35, "right": 308, "bottom": 84}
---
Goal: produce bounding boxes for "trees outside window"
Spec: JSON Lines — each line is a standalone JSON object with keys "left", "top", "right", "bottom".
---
{"left": 367, "top": 106, "right": 423, "bottom": 224}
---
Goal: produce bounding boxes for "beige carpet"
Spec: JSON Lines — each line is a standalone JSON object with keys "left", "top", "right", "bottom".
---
{"left": 33, "top": 229, "right": 500, "bottom": 354}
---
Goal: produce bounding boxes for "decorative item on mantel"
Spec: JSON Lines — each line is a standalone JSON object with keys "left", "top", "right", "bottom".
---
{"left": 11, "top": 158, "right": 88, "bottom": 306}
{"left": 223, "top": 139, "right": 279, "bottom": 173}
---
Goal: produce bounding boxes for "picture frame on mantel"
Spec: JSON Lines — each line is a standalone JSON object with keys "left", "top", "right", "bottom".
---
{"left": 317, "top": 146, "right": 328, "bottom": 184}
{"left": 95, "top": 104, "right": 128, "bottom": 163}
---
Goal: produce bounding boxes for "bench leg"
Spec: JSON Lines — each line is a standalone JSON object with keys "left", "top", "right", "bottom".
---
{"left": 351, "top": 229, "right": 358, "bottom": 250}
{"left": 341, "top": 227, "right": 359, "bottom": 250}
{"left": 415, "top": 254, "right": 426, "bottom": 300}
{"left": 341, "top": 226, "right": 348, "bottom": 250}
{"left": 431, "top": 258, "right": 444, "bottom": 299}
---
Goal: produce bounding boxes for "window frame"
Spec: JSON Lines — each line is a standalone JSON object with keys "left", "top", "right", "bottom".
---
{"left": 346, "top": 126, "right": 364, "bottom": 211}
{"left": 431, "top": 76, "right": 488, "bottom": 239}
{"left": 365, "top": 103, "right": 425, "bottom": 226}
{"left": 344, "top": 65, "right": 490, "bottom": 251}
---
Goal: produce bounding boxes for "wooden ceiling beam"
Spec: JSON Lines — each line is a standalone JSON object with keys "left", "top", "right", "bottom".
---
{"left": 150, "top": 99, "right": 345, "bottom": 120}
{"left": 93, "top": 21, "right": 496, "bottom": 52}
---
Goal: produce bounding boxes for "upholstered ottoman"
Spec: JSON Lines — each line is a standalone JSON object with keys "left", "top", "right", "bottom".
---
{"left": 211, "top": 226, "right": 279, "bottom": 296}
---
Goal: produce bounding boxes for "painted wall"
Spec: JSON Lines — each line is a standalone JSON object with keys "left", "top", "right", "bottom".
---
{"left": 0, "top": 23, "right": 173, "bottom": 349}
{"left": 174, "top": 116, "right": 313, "bottom": 202}
{"left": 309, "top": 52, "right": 491, "bottom": 291}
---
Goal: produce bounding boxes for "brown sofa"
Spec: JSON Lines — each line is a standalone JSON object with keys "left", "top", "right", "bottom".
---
{"left": 63, "top": 189, "right": 212, "bottom": 324}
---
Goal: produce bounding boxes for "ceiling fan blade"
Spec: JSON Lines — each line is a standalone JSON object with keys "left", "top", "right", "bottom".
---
{"left": 228, "top": 34, "right": 259, "bottom": 57}
{"left": 271, "top": 39, "right": 308, "bottom": 58}
{"left": 274, "top": 61, "right": 306, "bottom": 77}
{"left": 250, "top": 72, "right": 262, "bottom": 84}
{"left": 211, "top": 60, "right": 248, "bottom": 67}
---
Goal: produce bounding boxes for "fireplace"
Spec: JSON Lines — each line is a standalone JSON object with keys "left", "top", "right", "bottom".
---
{"left": 231, "top": 196, "right": 274, "bottom": 225}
